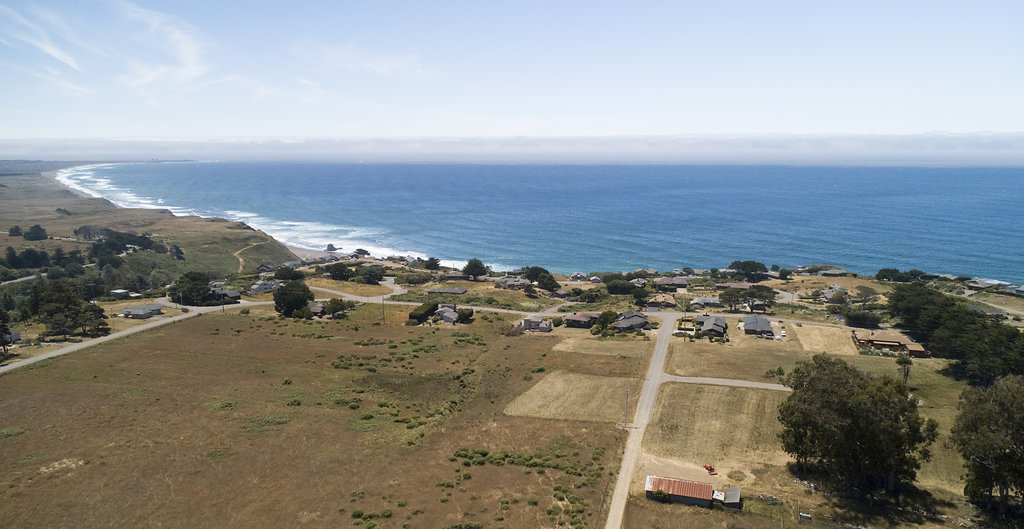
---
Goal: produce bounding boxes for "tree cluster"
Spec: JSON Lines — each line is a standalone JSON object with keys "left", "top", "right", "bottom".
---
{"left": 719, "top": 285, "right": 775, "bottom": 312}
{"left": 951, "top": 375, "right": 1024, "bottom": 513}
{"left": 729, "top": 260, "right": 768, "bottom": 281}
{"left": 35, "top": 279, "right": 110, "bottom": 340}
{"left": 274, "top": 267, "right": 305, "bottom": 280}
{"left": 8, "top": 224, "right": 48, "bottom": 241}
{"left": 888, "top": 283, "right": 1024, "bottom": 385}
{"left": 521, "top": 266, "right": 560, "bottom": 292}
{"left": 778, "top": 355, "right": 938, "bottom": 492}
{"left": 273, "top": 280, "right": 313, "bottom": 317}
{"left": 876, "top": 268, "right": 928, "bottom": 282}
{"left": 461, "top": 258, "right": 487, "bottom": 279}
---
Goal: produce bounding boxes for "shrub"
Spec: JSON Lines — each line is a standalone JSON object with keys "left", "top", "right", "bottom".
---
{"left": 408, "top": 302, "right": 438, "bottom": 324}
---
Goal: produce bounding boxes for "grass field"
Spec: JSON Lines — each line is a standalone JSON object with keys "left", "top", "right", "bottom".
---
{"left": 505, "top": 371, "right": 640, "bottom": 423}
{"left": 393, "top": 279, "right": 561, "bottom": 312}
{"left": 306, "top": 277, "right": 393, "bottom": 297}
{"left": 667, "top": 318, "right": 816, "bottom": 381}
{"left": 0, "top": 165, "right": 296, "bottom": 277}
{"left": 970, "top": 291, "right": 1024, "bottom": 313}
{"left": 789, "top": 323, "right": 857, "bottom": 355}
{"left": 642, "top": 383, "right": 790, "bottom": 481}
{"left": 551, "top": 331, "right": 652, "bottom": 357}
{"left": 0, "top": 303, "right": 624, "bottom": 529}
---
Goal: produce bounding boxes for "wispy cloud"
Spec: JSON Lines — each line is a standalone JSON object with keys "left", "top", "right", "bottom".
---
{"left": 0, "top": 3, "right": 81, "bottom": 70}
{"left": 290, "top": 39, "right": 432, "bottom": 77}
{"left": 112, "top": 1, "right": 209, "bottom": 103}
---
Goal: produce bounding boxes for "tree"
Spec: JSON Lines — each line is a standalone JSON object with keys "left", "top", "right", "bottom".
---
{"left": 844, "top": 309, "right": 882, "bottom": 328}
{"left": 896, "top": 354, "right": 912, "bottom": 384}
{"left": 742, "top": 285, "right": 775, "bottom": 313}
{"left": 719, "top": 288, "right": 745, "bottom": 311}
{"left": 729, "top": 260, "right": 768, "bottom": 281}
{"left": 274, "top": 267, "right": 305, "bottom": 280}
{"left": 778, "top": 269, "right": 792, "bottom": 280}
{"left": 424, "top": 257, "right": 441, "bottom": 270}
{"left": 23, "top": 224, "right": 47, "bottom": 241}
{"left": 854, "top": 285, "right": 879, "bottom": 305}
{"left": 325, "top": 263, "right": 354, "bottom": 281}
{"left": 605, "top": 279, "right": 633, "bottom": 295}
{"left": 169, "top": 272, "right": 212, "bottom": 306}
{"left": 950, "top": 375, "right": 1024, "bottom": 511}
{"left": 457, "top": 308, "right": 474, "bottom": 323}
{"left": 323, "top": 297, "right": 356, "bottom": 317}
{"left": 0, "top": 309, "right": 11, "bottom": 357}
{"left": 273, "top": 280, "right": 313, "bottom": 317}
{"left": 8, "top": 226, "right": 22, "bottom": 237}
{"left": 355, "top": 265, "right": 385, "bottom": 285}
{"left": 38, "top": 279, "right": 84, "bottom": 340}
{"left": 78, "top": 303, "right": 110, "bottom": 337}
{"left": 462, "top": 258, "right": 487, "bottom": 279}
{"left": 778, "top": 354, "right": 938, "bottom": 491}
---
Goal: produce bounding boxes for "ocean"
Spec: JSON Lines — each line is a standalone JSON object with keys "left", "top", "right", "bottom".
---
{"left": 55, "top": 162, "right": 1024, "bottom": 284}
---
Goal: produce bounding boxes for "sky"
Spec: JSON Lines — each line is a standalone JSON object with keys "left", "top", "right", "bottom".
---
{"left": 2, "top": 1, "right": 1023, "bottom": 162}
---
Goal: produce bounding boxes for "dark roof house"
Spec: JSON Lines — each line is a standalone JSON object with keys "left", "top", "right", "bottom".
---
{"left": 696, "top": 315, "right": 727, "bottom": 336}
{"left": 565, "top": 311, "right": 601, "bottom": 328}
{"left": 611, "top": 310, "right": 647, "bottom": 331}
{"left": 743, "top": 314, "right": 774, "bottom": 336}
{"left": 122, "top": 304, "right": 163, "bottom": 319}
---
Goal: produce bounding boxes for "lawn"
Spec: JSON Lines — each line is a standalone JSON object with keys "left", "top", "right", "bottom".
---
{"left": 0, "top": 303, "right": 624, "bottom": 529}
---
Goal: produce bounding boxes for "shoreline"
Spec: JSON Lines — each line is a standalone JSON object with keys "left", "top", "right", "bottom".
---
{"left": 41, "top": 162, "right": 1022, "bottom": 284}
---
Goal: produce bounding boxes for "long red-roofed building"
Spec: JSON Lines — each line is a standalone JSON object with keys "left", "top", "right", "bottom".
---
{"left": 644, "top": 475, "right": 713, "bottom": 507}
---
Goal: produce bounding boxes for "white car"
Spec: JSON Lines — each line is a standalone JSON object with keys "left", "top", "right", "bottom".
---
{"left": 780, "top": 330, "right": 787, "bottom": 337}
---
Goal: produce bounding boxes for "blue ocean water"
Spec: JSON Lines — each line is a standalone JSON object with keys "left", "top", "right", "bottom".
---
{"left": 56, "top": 162, "right": 1024, "bottom": 283}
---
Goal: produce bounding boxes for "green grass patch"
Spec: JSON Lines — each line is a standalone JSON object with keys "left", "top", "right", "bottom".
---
{"left": 203, "top": 399, "right": 238, "bottom": 412}
{"left": 20, "top": 452, "right": 47, "bottom": 464}
{"left": 207, "top": 447, "right": 233, "bottom": 459}
{"left": 243, "top": 413, "right": 293, "bottom": 433}
{"left": 0, "top": 426, "right": 26, "bottom": 438}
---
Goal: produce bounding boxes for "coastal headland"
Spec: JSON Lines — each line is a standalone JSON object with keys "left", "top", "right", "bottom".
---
{"left": 1, "top": 161, "right": 1020, "bottom": 529}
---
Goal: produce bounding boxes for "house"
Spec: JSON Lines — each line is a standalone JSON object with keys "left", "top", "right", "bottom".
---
{"left": 716, "top": 282, "right": 750, "bottom": 291}
{"left": 495, "top": 277, "right": 532, "bottom": 290}
{"left": 569, "top": 272, "right": 587, "bottom": 281}
{"left": 445, "top": 271, "right": 469, "bottom": 281}
{"left": 435, "top": 304, "right": 459, "bottom": 324}
{"left": 968, "top": 305, "right": 1006, "bottom": 317}
{"left": 565, "top": 311, "right": 601, "bottom": 328}
{"left": 689, "top": 297, "right": 721, "bottom": 310}
{"left": 819, "top": 269, "right": 848, "bottom": 277}
{"left": 644, "top": 475, "right": 713, "bottom": 508}
{"left": 653, "top": 276, "right": 688, "bottom": 291}
{"left": 551, "top": 289, "right": 568, "bottom": 298}
{"left": 820, "top": 284, "right": 847, "bottom": 302}
{"left": 122, "top": 304, "right": 163, "bottom": 319}
{"left": 611, "top": 310, "right": 647, "bottom": 331}
{"left": 853, "top": 329, "right": 931, "bottom": 357}
{"left": 589, "top": 276, "right": 602, "bottom": 283}
{"left": 520, "top": 317, "right": 552, "bottom": 332}
{"left": 963, "top": 279, "right": 991, "bottom": 291}
{"left": 251, "top": 280, "right": 282, "bottom": 293}
{"left": 647, "top": 294, "right": 677, "bottom": 308}
{"left": 211, "top": 287, "right": 241, "bottom": 301}
{"left": 256, "top": 262, "right": 275, "bottom": 274}
{"left": 691, "top": 269, "right": 710, "bottom": 276}
{"left": 307, "top": 301, "right": 325, "bottom": 316}
{"left": 743, "top": 314, "right": 774, "bottom": 336}
{"left": 110, "top": 289, "right": 130, "bottom": 299}
{"left": 696, "top": 315, "right": 727, "bottom": 337}
{"left": 630, "top": 278, "right": 648, "bottom": 288}
{"left": 428, "top": 287, "right": 468, "bottom": 295}
{"left": 2, "top": 328, "right": 21, "bottom": 345}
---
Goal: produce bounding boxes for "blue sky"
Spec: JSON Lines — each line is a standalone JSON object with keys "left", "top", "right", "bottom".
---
{"left": 1, "top": 1, "right": 1023, "bottom": 160}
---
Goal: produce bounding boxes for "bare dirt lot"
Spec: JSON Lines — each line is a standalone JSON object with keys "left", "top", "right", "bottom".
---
{"left": 0, "top": 304, "right": 624, "bottom": 529}
{"left": 551, "top": 331, "right": 652, "bottom": 357}
{"left": 504, "top": 371, "right": 640, "bottom": 423}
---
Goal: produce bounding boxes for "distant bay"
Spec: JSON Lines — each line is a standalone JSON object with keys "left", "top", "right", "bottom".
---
{"left": 56, "top": 162, "right": 1024, "bottom": 284}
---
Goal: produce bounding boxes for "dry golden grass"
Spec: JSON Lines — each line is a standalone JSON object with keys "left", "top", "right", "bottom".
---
{"left": 790, "top": 324, "right": 857, "bottom": 355}
{"left": 667, "top": 318, "right": 814, "bottom": 381}
{"left": 643, "top": 383, "right": 790, "bottom": 475}
{"left": 551, "top": 331, "right": 652, "bottom": 357}
{"left": 0, "top": 304, "right": 625, "bottom": 529}
{"left": 305, "top": 277, "right": 392, "bottom": 297}
{"left": 504, "top": 371, "right": 640, "bottom": 423}
{"left": 971, "top": 291, "right": 1024, "bottom": 313}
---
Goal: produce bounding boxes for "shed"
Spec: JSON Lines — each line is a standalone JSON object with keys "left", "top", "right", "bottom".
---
{"left": 724, "top": 487, "right": 742, "bottom": 509}
{"left": 644, "top": 475, "right": 713, "bottom": 507}
{"left": 122, "top": 304, "right": 163, "bottom": 319}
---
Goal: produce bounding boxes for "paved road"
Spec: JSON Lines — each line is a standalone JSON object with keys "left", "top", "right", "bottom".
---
{"left": 603, "top": 312, "right": 676, "bottom": 529}
{"left": 0, "top": 273, "right": 45, "bottom": 287}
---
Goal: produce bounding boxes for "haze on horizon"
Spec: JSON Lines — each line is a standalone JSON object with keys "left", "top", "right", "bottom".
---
{"left": 2, "top": 1, "right": 1023, "bottom": 164}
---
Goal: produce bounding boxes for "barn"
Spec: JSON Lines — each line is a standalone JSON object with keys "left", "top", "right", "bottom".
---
{"left": 644, "top": 475, "right": 713, "bottom": 508}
